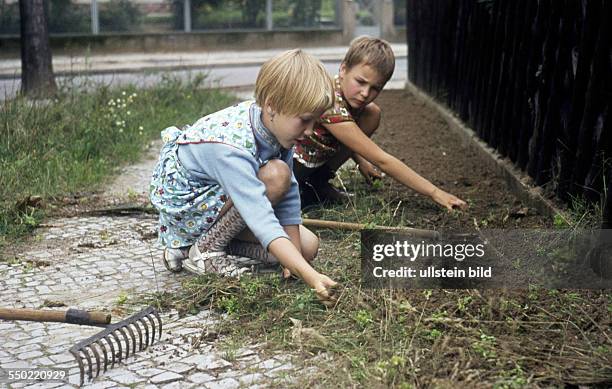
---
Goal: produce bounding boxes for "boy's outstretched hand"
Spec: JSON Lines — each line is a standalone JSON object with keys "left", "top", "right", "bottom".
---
{"left": 357, "top": 159, "right": 385, "bottom": 184}
{"left": 431, "top": 188, "right": 468, "bottom": 211}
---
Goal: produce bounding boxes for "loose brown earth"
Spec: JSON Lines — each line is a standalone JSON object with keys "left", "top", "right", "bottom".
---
{"left": 372, "top": 89, "right": 551, "bottom": 230}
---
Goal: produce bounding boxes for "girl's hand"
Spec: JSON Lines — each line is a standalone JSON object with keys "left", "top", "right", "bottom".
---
{"left": 431, "top": 188, "right": 468, "bottom": 211}
{"left": 311, "top": 274, "right": 340, "bottom": 308}
{"left": 358, "top": 160, "right": 384, "bottom": 183}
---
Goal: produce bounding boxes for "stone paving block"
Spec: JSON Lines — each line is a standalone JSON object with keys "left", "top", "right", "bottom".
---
{"left": 236, "top": 355, "right": 261, "bottom": 368}
{"left": 79, "top": 381, "right": 116, "bottom": 389}
{"left": 10, "top": 332, "right": 33, "bottom": 341}
{"left": 195, "top": 356, "right": 232, "bottom": 371}
{"left": 112, "top": 370, "right": 146, "bottom": 386}
{"left": 124, "top": 360, "right": 155, "bottom": 371}
{"left": 31, "top": 357, "right": 55, "bottom": 366}
{"left": 160, "top": 382, "right": 191, "bottom": 389}
{"left": 149, "top": 371, "right": 183, "bottom": 385}
{"left": 17, "top": 350, "right": 44, "bottom": 360}
{"left": 134, "top": 368, "right": 165, "bottom": 378}
{"left": 48, "top": 353, "right": 75, "bottom": 364}
{"left": 267, "top": 363, "right": 294, "bottom": 377}
{"left": 92, "top": 367, "right": 131, "bottom": 380}
{"left": 237, "top": 372, "right": 265, "bottom": 386}
{"left": 187, "top": 372, "right": 216, "bottom": 384}
{"left": 204, "top": 378, "right": 240, "bottom": 389}
{"left": 15, "top": 344, "right": 42, "bottom": 354}
{"left": 256, "top": 359, "right": 281, "bottom": 370}
{"left": 22, "top": 382, "right": 64, "bottom": 389}
{"left": 164, "top": 362, "right": 194, "bottom": 375}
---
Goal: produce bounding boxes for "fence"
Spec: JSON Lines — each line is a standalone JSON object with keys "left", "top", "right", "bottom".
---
{"left": 407, "top": 0, "right": 611, "bottom": 224}
{"left": 0, "top": 0, "right": 340, "bottom": 35}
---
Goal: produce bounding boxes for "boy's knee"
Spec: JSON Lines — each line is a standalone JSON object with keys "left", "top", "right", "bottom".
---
{"left": 258, "top": 159, "right": 291, "bottom": 205}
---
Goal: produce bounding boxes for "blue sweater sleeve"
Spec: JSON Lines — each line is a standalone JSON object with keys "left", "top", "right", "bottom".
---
{"left": 178, "top": 142, "right": 288, "bottom": 249}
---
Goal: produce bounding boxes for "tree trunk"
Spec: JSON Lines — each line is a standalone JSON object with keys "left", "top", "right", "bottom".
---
{"left": 19, "top": 0, "right": 56, "bottom": 97}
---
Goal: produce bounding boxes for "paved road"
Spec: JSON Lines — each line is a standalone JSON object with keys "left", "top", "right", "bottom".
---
{"left": 0, "top": 52, "right": 408, "bottom": 100}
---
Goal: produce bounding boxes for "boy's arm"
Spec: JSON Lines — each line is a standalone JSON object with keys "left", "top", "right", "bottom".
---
{"left": 323, "top": 121, "right": 467, "bottom": 210}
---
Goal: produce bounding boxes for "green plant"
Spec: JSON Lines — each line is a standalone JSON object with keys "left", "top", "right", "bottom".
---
{"left": 218, "top": 296, "right": 240, "bottom": 315}
{"left": 0, "top": 74, "right": 235, "bottom": 244}
{"left": 472, "top": 332, "right": 497, "bottom": 359}
{"left": 354, "top": 309, "right": 373, "bottom": 329}
{"left": 457, "top": 296, "right": 472, "bottom": 311}
{"left": 116, "top": 292, "right": 128, "bottom": 305}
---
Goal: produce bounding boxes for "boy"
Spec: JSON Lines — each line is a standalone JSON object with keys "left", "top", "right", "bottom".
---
{"left": 150, "top": 50, "right": 338, "bottom": 305}
{"left": 293, "top": 36, "right": 467, "bottom": 211}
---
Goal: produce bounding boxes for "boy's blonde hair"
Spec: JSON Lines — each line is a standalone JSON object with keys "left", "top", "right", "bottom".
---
{"left": 255, "top": 49, "right": 333, "bottom": 116}
{"left": 343, "top": 36, "right": 395, "bottom": 83}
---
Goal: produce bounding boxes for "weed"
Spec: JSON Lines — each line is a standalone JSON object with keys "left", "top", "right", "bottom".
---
{"left": 218, "top": 339, "right": 240, "bottom": 362}
{"left": 353, "top": 309, "right": 373, "bottom": 329}
{"left": 219, "top": 296, "right": 240, "bottom": 316}
{"left": 457, "top": 295, "right": 472, "bottom": 311}
{"left": 493, "top": 366, "right": 528, "bottom": 389}
{"left": 425, "top": 328, "right": 443, "bottom": 340}
{"left": 472, "top": 332, "right": 497, "bottom": 359}
{"left": 116, "top": 292, "right": 128, "bottom": 306}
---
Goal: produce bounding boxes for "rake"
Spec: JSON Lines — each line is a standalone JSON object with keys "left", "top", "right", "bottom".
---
{"left": 69, "top": 306, "right": 162, "bottom": 386}
{"left": 0, "top": 306, "right": 162, "bottom": 386}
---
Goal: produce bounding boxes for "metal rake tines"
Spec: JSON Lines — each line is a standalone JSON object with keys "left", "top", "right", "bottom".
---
{"left": 69, "top": 306, "right": 162, "bottom": 386}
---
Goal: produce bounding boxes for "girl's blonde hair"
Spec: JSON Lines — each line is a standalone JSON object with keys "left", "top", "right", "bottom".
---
{"left": 255, "top": 49, "right": 334, "bottom": 116}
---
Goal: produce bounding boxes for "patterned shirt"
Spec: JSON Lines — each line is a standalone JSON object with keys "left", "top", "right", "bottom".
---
{"left": 293, "top": 75, "right": 364, "bottom": 168}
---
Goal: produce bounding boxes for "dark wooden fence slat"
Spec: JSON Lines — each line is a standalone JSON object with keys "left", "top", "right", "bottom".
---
{"left": 481, "top": 0, "right": 505, "bottom": 144}
{"left": 571, "top": 0, "right": 611, "bottom": 200}
{"left": 517, "top": 0, "right": 548, "bottom": 170}
{"left": 405, "top": 0, "right": 610, "bottom": 221}
{"left": 527, "top": 0, "right": 560, "bottom": 179}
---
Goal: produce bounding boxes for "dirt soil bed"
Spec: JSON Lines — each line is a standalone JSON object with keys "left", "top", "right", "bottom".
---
{"left": 372, "top": 89, "right": 551, "bottom": 230}
{"left": 297, "top": 90, "right": 610, "bottom": 388}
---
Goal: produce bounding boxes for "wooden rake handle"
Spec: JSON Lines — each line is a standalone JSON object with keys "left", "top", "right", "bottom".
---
{"left": 302, "top": 218, "right": 440, "bottom": 239}
{"left": 0, "top": 308, "right": 111, "bottom": 326}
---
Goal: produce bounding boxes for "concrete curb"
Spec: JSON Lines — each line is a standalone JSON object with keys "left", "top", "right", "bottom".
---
{"left": 405, "top": 80, "right": 561, "bottom": 220}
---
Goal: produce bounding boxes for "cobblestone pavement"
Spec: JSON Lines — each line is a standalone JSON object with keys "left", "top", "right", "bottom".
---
{"left": 0, "top": 137, "right": 313, "bottom": 388}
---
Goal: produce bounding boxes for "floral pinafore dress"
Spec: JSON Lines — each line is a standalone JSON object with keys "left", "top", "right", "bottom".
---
{"left": 149, "top": 101, "right": 257, "bottom": 249}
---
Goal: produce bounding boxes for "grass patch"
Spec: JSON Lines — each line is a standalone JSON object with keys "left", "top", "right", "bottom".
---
{"left": 0, "top": 74, "right": 236, "bottom": 246}
{"left": 144, "top": 166, "right": 612, "bottom": 388}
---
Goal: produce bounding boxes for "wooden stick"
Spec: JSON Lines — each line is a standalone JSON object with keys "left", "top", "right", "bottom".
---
{"left": 0, "top": 308, "right": 111, "bottom": 326}
{"left": 302, "top": 218, "right": 439, "bottom": 239}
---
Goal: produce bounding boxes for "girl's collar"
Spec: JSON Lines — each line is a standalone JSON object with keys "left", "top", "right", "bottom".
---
{"left": 251, "top": 104, "right": 281, "bottom": 150}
